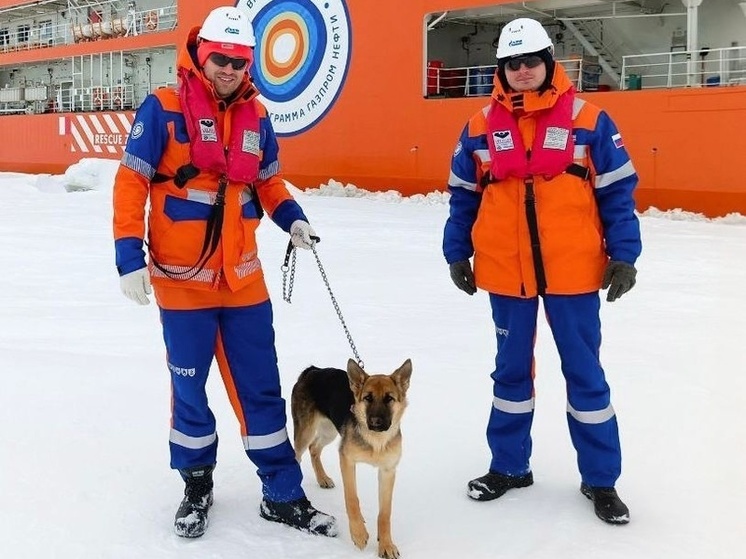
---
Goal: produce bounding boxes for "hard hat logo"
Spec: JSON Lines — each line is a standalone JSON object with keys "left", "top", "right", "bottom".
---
{"left": 199, "top": 6, "right": 256, "bottom": 48}
{"left": 496, "top": 17, "right": 553, "bottom": 59}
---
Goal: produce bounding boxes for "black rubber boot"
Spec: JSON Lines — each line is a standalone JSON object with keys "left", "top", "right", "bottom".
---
{"left": 174, "top": 465, "right": 214, "bottom": 538}
{"left": 580, "top": 483, "right": 630, "bottom": 525}
{"left": 467, "top": 471, "right": 534, "bottom": 501}
{"left": 259, "top": 497, "right": 338, "bottom": 537}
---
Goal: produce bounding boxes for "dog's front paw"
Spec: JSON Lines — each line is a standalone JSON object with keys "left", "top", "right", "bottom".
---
{"left": 349, "top": 520, "right": 369, "bottom": 550}
{"left": 317, "top": 475, "right": 335, "bottom": 489}
{"left": 378, "top": 540, "right": 400, "bottom": 559}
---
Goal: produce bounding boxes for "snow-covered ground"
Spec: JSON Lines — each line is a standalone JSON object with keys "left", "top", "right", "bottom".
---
{"left": 1, "top": 159, "right": 745, "bottom": 559}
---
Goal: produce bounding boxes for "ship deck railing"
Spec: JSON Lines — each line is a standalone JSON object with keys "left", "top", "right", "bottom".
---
{"left": 58, "top": 84, "right": 136, "bottom": 113}
{"left": 0, "top": 3, "right": 176, "bottom": 53}
{"left": 621, "top": 45, "right": 746, "bottom": 89}
{"left": 426, "top": 46, "right": 746, "bottom": 98}
{"left": 425, "top": 57, "right": 587, "bottom": 99}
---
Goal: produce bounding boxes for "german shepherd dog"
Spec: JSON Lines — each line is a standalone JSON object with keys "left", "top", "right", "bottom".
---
{"left": 291, "top": 359, "right": 412, "bottom": 559}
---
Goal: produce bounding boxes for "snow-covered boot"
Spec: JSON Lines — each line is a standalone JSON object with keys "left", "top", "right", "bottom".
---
{"left": 259, "top": 497, "right": 338, "bottom": 537}
{"left": 174, "top": 465, "right": 214, "bottom": 538}
{"left": 467, "top": 471, "right": 534, "bottom": 501}
{"left": 580, "top": 483, "right": 630, "bottom": 525}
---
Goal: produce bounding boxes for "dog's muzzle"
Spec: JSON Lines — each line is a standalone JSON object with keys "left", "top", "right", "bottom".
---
{"left": 367, "top": 417, "right": 391, "bottom": 432}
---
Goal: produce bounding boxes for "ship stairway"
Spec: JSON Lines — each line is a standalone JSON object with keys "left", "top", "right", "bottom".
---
{"left": 561, "top": 19, "right": 622, "bottom": 89}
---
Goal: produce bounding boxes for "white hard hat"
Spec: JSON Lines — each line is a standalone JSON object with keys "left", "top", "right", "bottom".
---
{"left": 198, "top": 6, "right": 256, "bottom": 48}
{"left": 495, "top": 18, "right": 553, "bottom": 59}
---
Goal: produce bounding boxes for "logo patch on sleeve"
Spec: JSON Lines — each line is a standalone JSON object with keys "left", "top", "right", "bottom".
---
{"left": 242, "top": 130, "right": 261, "bottom": 154}
{"left": 492, "top": 130, "right": 515, "bottom": 151}
{"left": 199, "top": 119, "right": 218, "bottom": 142}
{"left": 131, "top": 121, "right": 145, "bottom": 140}
{"left": 612, "top": 133, "right": 624, "bottom": 149}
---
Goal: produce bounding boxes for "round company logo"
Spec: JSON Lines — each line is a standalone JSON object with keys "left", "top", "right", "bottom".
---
{"left": 131, "top": 121, "right": 145, "bottom": 140}
{"left": 238, "top": 0, "right": 351, "bottom": 136}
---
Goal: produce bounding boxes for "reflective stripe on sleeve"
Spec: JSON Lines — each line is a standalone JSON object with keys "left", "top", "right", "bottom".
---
{"left": 572, "top": 98, "right": 586, "bottom": 119}
{"left": 258, "top": 160, "right": 279, "bottom": 181}
{"left": 122, "top": 152, "right": 156, "bottom": 180}
{"left": 595, "top": 160, "right": 636, "bottom": 189}
{"left": 448, "top": 170, "right": 478, "bottom": 191}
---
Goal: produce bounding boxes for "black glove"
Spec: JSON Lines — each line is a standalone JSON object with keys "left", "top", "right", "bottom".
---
{"left": 449, "top": 260, "right": 476, "bottom": 295}
{"left": 602, "top": 261, "right": 637, "bottom": 302}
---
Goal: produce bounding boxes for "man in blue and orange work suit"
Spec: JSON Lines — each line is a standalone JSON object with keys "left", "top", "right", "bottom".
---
{"left": 443, "top": 18, "right": 641, "bottom": 525}
{"left": 113, "top": 6, "right": 337, "bottom": 539}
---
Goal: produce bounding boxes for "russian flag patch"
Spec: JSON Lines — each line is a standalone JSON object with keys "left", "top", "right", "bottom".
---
{"left": 612, "top": 133, "right": 624, "bottom": 149}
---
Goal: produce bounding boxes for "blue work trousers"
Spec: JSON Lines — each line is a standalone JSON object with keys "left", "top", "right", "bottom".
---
{"left": 487, "top": 292, "right": 622, "bottom": 487}
{"left": 160, "top": 300, "right": 304, "bottom": 502}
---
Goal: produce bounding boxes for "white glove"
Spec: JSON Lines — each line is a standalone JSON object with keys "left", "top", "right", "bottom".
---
{"left": 290, "top": 220, "right": 318, "bottom": 250}
{"left": 119, "top": 267, "right": 152, "bottom": 305}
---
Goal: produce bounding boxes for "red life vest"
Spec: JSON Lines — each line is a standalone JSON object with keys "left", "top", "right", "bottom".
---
{"left": 486, "top": 90, "right": 574, "bottom": 180}
{"left": 179, "top": 68, "right": 260, "bottom": 183}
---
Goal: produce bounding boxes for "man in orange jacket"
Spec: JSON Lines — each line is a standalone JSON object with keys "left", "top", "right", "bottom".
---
{"left": 113, "top": 6, "right": 336, "bottom": 539}
{"left": 443, "top": 18, "right": 641, "bottom": 525}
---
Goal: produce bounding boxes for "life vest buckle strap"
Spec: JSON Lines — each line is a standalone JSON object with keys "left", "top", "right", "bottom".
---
{"left": 479, "top": 170, "right": 493, "bottom": 189}
{"left": 150, "top": 163, "right": 201, "bottom": 188}
{"left": 174, "top": 163, "right": 201, "bottom": 188}
{"left": 523, "top": 176, "right": 547, "bottom": 296}
{"left": 566, "top": 163, "right": 590, "bottom": 181}
{"left": 215, "top": 176, "right": 228, "bottom": 206}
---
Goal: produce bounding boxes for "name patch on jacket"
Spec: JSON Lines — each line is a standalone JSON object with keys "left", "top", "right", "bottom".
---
{"left": 242, "top": 130, "right": 261, "bottom": 155}
{"left": 543, "top": 127, "right": 570, "bottom": 150}
{"left": 199, "top": 119, "right": 218, "bottom": 142}
{"left": 492, "top": 130, "right": 515, "bottom": 151}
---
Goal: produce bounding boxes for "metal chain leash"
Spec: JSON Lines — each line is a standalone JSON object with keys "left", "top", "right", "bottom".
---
{"left": 281, "top": 240, "right": 364, "bottom": 368}
{"left": 281, "top": 243, "right": 296, "bottom": 303}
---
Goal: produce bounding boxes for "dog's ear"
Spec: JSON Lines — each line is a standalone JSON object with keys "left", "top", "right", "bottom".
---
{"left": 391, "top": 359, "right": 412, "bottom": 393}
{"left": 347, "top": 359, "right": 368, "bottom": 393}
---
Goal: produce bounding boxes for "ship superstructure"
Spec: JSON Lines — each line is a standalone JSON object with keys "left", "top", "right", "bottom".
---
{"left": 1, "top": 0, "right": 745, "bottom": 216}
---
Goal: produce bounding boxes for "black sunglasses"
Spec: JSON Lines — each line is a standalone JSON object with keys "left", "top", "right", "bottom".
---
{"left": 506, "top": 55, "right": 544, "bottom": 71}
{"left": 208, "top": 52, "right": 249, "bottom": 70}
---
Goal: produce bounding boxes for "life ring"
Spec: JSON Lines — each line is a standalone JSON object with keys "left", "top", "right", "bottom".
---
{"left": 92, "top": 87, "right": 103, "bottom": 106}
{"left": 145, "top": 11, "right": 158, "bottom": 31}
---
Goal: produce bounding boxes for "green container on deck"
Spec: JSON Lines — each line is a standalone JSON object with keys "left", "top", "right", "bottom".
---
{"left": 626, "top": 74, "right": 642, "bottom": 90}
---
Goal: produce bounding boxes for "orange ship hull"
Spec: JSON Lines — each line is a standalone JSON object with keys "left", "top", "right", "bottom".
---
{"left": 1, "top": 0, "right": 745, "bottom": 217}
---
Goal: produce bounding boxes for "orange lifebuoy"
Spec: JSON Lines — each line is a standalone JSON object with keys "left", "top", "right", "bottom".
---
{"left": 145, "top": 11, "right": 158, "bottom": 31}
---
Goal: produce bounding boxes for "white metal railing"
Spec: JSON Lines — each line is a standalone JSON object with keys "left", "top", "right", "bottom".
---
{"left": 0, "top": 3, "right": 177, "bottom": 53}
{"left": 621, "top": 45, "right": 746, "bottom": 90}
{"left": 561, "top": 58, "right": 584, "bottom": 90}
{"left": 425, "top": 58, "right": 586, "bottom": 98}
{"left": 0, "top": 83, "right": 135, "bottom": 114}
{"left": 69, "top": 84, "right": 135, "bottom": 112}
